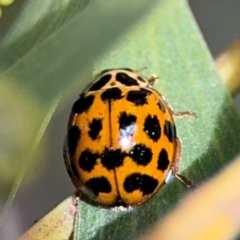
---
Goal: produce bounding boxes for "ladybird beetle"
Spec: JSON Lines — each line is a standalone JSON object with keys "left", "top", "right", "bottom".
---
{"left": 64, "top": 68, "right": 195, "bottom": 207}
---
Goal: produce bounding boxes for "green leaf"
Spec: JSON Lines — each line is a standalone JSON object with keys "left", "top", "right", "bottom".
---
{"left": 0, "top": 0, "right": 91, "bottom": 68}
{"left": 0, "top": 0, "right": 159, "bottom": 229}
{"left": 73, "top": 0, "right": 240, "bottom": 239}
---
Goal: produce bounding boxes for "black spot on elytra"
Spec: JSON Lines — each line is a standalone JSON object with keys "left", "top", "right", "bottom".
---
{"left": 116, "top": 72, "right": 139, "bottom": 86}
{"left": 88, "top": 118, "right": 102, "bottom": 140}
{"left": 78, "top": 150, "right": 99, "bottom": 172}
{"left": 158, "top": 148, "right": 170, "bottom": 171}
{"left": 89, "top": 74, "right": 112, "bottom": 91}
{"left": 123, "top": 173, "right": 158, "bottom": 196}
{"left": 72, "top": 95, "right": 95, "bottom": 114}
{"left": 118, "top": 112, "right": 136, "bottom": 147}
{"left": 126, "top": 88, "right": 149, "bottom": 106}
{"left": 68, "top": 126, "right": 81, "bottom": 155}
{"left": 164, "top": 120, "right": 176, "bottom": 142}
{"left": 144, "top": 115, "right": 161, "bottom": 141}
{"left": 158, "top": 100, "right": 166, "bottom": 113}
{"left": 101, "top": 148, "right": 126, "bottom": 170}
{"left": 101, "top": 87, "right": 123, "bottom": 101}
{"left": 119, "top": 112, "right": 137, "bottom": 129}
{"left": 129, "top": 144, "right": 152, "bottom": 166}
{"left": 85, "top": 177, "right": 111, "bottom": 196}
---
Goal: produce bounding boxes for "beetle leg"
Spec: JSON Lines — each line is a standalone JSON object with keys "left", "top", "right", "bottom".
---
{"left": 152, "top": 87, "right": 196, "bottom": 118}
{"left": 162, "top": 98, "right": 196, "bottom": 118}
{"left": 135, "top": 66, "right": 148, "bottom": 73}
{"left": 172, "top": 137, "right": 193, "bottom": 188}
{"left": 165, "top": 101, "right": 196, "bottom": 118}
{"left": 173, "top": 111, "right": 196, "bottom": 118}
